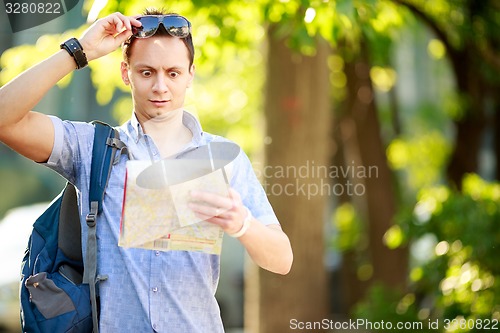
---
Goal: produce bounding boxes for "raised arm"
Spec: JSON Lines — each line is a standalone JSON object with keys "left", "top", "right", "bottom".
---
{"left": 0, "top": 13, "right": 140, "bottom": 162}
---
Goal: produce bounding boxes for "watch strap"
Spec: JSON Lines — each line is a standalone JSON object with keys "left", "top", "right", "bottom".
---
{"left": 60, "top": 38, "right": 88, "bottom": 70}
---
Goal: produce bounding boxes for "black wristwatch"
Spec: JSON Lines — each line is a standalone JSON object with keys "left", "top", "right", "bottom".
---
{"left": 60, "top": 38, "right": 88, "bottom": 70}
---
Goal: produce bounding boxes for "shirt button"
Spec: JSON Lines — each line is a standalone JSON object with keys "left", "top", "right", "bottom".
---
{"left": 155, "top": 251, "right": 160, "bottom": 256}
{"left": 152, "top": 287, "right": 158, "bottom": 292}
{"left": 153, "top": 323, "right": 158, "bottom": 330}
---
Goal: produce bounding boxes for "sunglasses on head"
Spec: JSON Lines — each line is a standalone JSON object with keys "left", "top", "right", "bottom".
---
{"left": 132, "top": 15, "right": 191, "bottom": 39}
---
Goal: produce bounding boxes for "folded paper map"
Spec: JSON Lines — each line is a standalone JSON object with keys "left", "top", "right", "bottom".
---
{"left": 119, "top": 142, "right": 240, "bottom": 255}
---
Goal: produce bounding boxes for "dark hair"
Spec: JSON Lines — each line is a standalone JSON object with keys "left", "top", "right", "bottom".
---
{"left": 122, "top": 8, "right": 194, "bottom": 67}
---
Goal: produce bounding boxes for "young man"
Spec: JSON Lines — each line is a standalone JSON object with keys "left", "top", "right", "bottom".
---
{"left": 0, "top": 9, "right": 292, "bottom": 333}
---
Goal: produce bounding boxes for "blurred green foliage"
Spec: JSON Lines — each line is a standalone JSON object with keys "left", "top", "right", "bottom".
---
{"left": 355, "top": 175, "right": 500, "bottom": 332}
{"left": 387, "top": 131, "right": 451, "bottom": 190}
{"left": 332, "top": 202, "right": 364, "bottom": 251}
{"left": 325, "top": 0, "right": 500, "bottom": 330}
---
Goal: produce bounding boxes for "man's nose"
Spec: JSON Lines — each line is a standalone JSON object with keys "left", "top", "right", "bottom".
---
{"left": 152, "top": 74, "right": 169, "bottom": 93}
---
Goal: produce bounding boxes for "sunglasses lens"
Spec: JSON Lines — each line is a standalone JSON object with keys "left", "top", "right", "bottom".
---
{"left": 162, "top": 16, "right": 191, "bottom": 38}
{"left": 133, "top": 16, "right": 160, "bottom": 38}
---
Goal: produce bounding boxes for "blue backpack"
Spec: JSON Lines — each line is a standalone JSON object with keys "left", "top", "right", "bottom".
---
{"left": 20, "top": 122, "right": 127, "bottom": 333}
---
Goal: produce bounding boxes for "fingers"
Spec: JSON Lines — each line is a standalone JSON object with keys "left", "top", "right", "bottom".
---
{"left": 114, "top": 12, "right": 142, "bottom": 31}
{"left": 189, "top": 188, "right": 248, "bottom": 233}
{"left": 101, "top": 12, "right": 138, "bottom": 36}
{"left": 188, "top": 202, "right": 228, "bottom": 219}
{"left": 189, "top": 201, "right": 239, "bottom": 231}
{"left": 80, "top": 12, "right": 140, "bottom": 61}
{"left": 190, "top": 189, "right": 236, "bottom": 211}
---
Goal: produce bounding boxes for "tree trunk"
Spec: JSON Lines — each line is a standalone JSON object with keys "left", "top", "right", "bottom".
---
{"left": 245, "top": 26, "right": 331, "bottom": 333}
{"left": 494, "top": 93, "right": 500, "bottom": 180}
{"left": 393, "top": 0, "right": 489, "bottom": 189}
{"left": 446, "top": 48, "right": 486, "bottom": 187}
{"left": 335, "top": 41, "right": 408, "bottom": 311}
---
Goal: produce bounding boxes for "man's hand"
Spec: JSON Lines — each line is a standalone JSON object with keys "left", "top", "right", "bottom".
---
{"left": 189, "top": 187, "right": 293, "bottom": 274}
{"left": 189, "top": 188, "right": 248, "bottom": 235}
{"left": 79, "top": 12, "right": 141, "bottom": 62}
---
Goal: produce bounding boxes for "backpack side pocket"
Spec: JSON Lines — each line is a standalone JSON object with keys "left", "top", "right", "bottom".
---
{"left": 25, "top": 272, "right": 76, "bottom": 319}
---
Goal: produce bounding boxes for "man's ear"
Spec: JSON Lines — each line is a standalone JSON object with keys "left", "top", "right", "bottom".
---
{"left": 121, "top": 61, "right": 130, "bottom": 85}
{"left": 187, "top": 64, "right": 195, "bottom": 88}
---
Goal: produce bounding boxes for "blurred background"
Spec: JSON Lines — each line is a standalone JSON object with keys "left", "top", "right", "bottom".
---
{"left": 1, "top": 0, "right": 500, "bottom": 332}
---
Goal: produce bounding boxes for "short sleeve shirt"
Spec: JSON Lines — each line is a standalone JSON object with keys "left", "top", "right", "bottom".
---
{"left": 43, "top": 111, "right": 279, "bottom": 333}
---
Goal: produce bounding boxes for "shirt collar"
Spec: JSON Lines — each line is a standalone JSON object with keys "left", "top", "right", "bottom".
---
{"left": 128, "top": 112, "right": 143, "bottom": 143}
{"left": 127, "top": 110, "right": 204, "bottom": 145}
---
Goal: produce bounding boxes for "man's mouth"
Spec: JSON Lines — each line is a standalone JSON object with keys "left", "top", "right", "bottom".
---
{"left": 150, "top": 99, "right": 170, "bottom": 107}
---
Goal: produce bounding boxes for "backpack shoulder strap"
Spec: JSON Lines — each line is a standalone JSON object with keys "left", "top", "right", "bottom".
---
{"left": 84, "top": 120, "right": 126, "bottom": 333}
{"left": 87, "top": 121, "right": 126, "bottom": 217}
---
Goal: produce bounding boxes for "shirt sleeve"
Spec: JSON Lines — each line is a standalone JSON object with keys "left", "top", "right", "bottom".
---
{"left": 40, "top": 116, "right": 94, "bottom": 186}
{"left": 229, "top": 149, "right": 280, "bottom": 226}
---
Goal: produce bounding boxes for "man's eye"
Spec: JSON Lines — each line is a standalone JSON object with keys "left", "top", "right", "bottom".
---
{"left": 141, "top": 70, "right": 152, "bottom": 77}
{"left": 169, "top": 72, "right": 180, "bottom": 78}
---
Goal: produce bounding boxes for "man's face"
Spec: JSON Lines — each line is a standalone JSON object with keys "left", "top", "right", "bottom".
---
{"left": 121, "top": 36, "right": 194, "bottom": 122}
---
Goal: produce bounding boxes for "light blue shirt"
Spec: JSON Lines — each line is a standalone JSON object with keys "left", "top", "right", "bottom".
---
{"left": 44, "top": 111, "right": 279, "bottom": 332}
